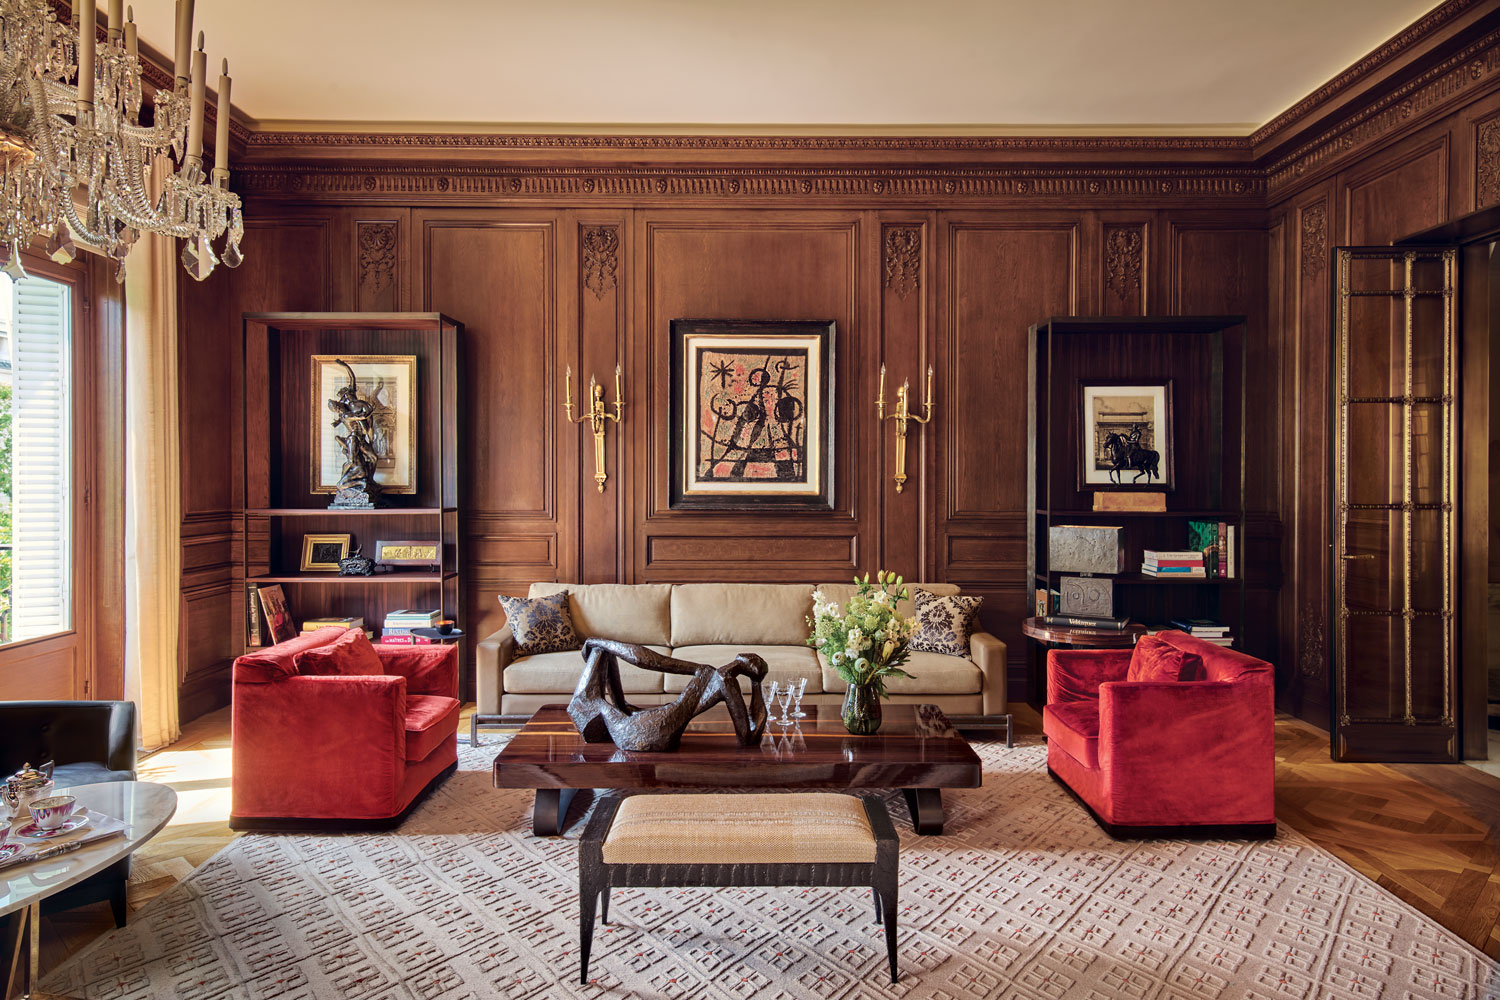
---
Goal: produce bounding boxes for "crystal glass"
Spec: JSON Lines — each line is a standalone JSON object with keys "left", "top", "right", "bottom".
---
{"left": 791, "top": 677, "right": 808, "bottom": 718}
{"left": 765, "top": 681, "right": 781, "bottom": 721}
{"left": 776, "top": 682, "right": 795, "bottom": 725}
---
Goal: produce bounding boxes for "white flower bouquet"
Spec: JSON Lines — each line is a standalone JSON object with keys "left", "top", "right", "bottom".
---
{"left": 806, "top": 570, "right": 918, "bottom": 698}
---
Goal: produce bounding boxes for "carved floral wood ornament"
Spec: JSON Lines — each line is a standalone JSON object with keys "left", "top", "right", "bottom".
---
{"left": 1301, "top": 203, "right": 1327, "bottom": 278}
{"left": 883, "top": 227, "right": 921, "bottom": 298}
{"left": 357, "top": 222, "right": 398, "bottom": 292}
{"left": 581, "top": 226, "right": 620, "bottom": 298}
{"left": 1104, "top": 227, "right": 1143, "bottom": 301}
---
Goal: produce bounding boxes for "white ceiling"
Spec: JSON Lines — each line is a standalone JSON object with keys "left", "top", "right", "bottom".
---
{"left": 122, "top": 0, "right": 1442, "bottom": 133}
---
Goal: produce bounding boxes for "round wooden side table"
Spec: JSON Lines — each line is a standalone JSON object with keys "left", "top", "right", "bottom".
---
{"left": 1020, "top": 616, "right": 1147, "bottom": 647}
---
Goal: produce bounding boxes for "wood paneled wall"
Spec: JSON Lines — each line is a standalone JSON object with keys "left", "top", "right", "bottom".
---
{"left": 171, "top": 0, "right": 1500, "bottom": 720}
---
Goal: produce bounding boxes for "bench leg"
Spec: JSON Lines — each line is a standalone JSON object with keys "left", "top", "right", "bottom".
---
{"left": 579, "top": 874, "right": 599, "bottom": 984}
{"left": 878, "top": 885, "right": 898, "bottom": 983}
{"left": 872, "top": 886, "right": 881, "bottom": 923}
{"left": 601, "top": 886, "right": 610, "bottom": 925}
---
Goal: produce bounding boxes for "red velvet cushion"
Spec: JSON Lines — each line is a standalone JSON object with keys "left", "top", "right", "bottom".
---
{"left": 405, "top": 695, "right": 460, "bottom": 762}
{"left": 234, "top": 626, "right": 349, "bottom": 684}
{"left": 1042, "top": 700, "right": 1100, "bottom": 769}
{"left": 1127, "top": 634, "right": 1205, "bottom": 683}
{"left": 294, "top": 628, "right": 386, "bottom": 677}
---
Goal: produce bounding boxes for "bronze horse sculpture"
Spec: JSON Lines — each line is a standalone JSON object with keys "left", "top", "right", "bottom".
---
{"left": 1102, "top": 424, "right": 1160, "bottom": 485}
{"left": 567, "top": 637, "right": 770, "bottom": 751}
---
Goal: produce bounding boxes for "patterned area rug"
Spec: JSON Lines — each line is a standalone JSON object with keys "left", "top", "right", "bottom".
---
{"left": 45, "top": 738, "right": 1500, "bottom": 999}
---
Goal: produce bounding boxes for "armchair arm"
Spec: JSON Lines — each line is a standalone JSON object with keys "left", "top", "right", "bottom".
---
{"left": 968, "top": 631, "right": 1008, "bottom": 716}
{"left": 232, "top": 675, "right": 407, "bottom": 818}
{"left": 1097, "top": 678, "right": 1275, "bottom": 826}
{"left": 375, "top": 644, "right": 458, "bottom": 698}
{"left": 476, "top": 625, "right": 516, "bottom": 715}
{"left": 1047, "top": 649, "right": 1130, "bottom": 703}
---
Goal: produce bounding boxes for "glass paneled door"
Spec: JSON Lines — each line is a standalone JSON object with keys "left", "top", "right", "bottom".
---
{"left": 1333, "top": 247, "right": 1458, "bottom": 762}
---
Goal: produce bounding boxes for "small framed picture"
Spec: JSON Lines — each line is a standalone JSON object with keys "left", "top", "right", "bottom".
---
{"left": 374, "top": 539, "right": 440, "bottom": 569}
{"left": 1078, "top": 380, "right": 1174, "bottom": 491}
{"left": 300, "top": 533, "right": 352, "bottom": 572}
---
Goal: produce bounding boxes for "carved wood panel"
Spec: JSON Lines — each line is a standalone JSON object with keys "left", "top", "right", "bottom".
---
{"left": 878, "top": 217, "right": 932, "bottom": 581}
{"left": 416, "top": 213, "right": 574, "bottom": 628}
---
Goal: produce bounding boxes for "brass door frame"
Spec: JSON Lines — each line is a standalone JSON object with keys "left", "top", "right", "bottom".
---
{"left": 1332, "top": 246, "right": 1458, "bottom": 762}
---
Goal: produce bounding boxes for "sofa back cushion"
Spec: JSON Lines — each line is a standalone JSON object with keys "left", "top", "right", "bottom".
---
{"left": 670, "top": 584, "right": 814, "bottom": 647}
{"left": 294, "top": 628, "right": 386, "bottom": 677}
{"left": 814, "top": 582, "right": 961, "bottom": 624}
{"left": 1153, "top": 629, "right": 1272, "bottom": 682}
{"left": 1127, "top": 633, "right": 1205, "bottom": 682}
{"left": 528, "top": 582, "right": 673, "bottom": 647}
{"left": 233, "top": 626, "right": 349, "bottom": 684}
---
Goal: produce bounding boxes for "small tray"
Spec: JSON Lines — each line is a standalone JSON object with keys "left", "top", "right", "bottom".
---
{"left": 410, "top": 627, "right": 464, "bottom": 640}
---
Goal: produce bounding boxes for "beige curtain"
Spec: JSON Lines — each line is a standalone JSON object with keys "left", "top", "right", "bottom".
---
{"left": 123, "top": 173, "right": 182, "bottom": 751}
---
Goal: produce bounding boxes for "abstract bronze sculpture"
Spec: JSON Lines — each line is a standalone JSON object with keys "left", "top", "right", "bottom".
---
{"left": 568, "top": 638, "right": 768, "bottom": 751}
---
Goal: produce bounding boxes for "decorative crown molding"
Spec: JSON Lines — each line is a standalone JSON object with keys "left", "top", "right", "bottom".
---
{"left": 1251, "top": 0, "right": 1484, "bottom": 149}
{"left": 1266, "top": 26, "right": 1500, "bottom": 195}
{"left": 242, "top": 131, "right": 1251, "bottom": 153}
{"left": 236, "top": 163, "right": 1265, "bottom": 204}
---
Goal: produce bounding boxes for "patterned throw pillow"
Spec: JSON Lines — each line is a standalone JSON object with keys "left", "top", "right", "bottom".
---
{"left": 909, "top": 590, "right": 984, "bottom": 656}
{"left": 499, "top": 591, "right": 582, "bottom": 655}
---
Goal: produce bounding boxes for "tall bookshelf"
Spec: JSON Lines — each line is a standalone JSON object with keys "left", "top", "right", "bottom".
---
{"left": 1026, "top": 316, "right": 1250, "bottom": 705}
{"left": 241, "top": 313, "right": 462, "bottom": 666}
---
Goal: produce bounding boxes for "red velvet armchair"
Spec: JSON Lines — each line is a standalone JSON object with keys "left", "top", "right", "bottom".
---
{"left": 230, "top": 627, "right": 461, "bottom": 830}
{"left": 1042, "top": 630, "right": 1275, "bottom": 839}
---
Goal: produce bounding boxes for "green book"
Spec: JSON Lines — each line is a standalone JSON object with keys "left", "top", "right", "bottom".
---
{"left": 1186, "top": 520, "right": 1219, "bottom": 578}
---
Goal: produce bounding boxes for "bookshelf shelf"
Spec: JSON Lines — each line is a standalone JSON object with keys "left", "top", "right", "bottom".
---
{"left": 1026, "top": 316, "right": 1255, "bottom": 707}
{"left": 241, "top": 313, "right": 464, "bottom": 680}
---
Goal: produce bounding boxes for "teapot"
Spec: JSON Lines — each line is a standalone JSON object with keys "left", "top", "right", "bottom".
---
{"left": 4, "top": 761, "right": 55, "bottom": 820}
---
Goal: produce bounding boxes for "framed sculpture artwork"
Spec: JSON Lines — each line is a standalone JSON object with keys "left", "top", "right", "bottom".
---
{"left": 1078, "top": 379, "right": 1175, "bottom": 491}
{"left": 310, "top": 355, "right": 418, "bottom": 495}
{"left": 670, "top": 319, "right": 835, "bottom": 510}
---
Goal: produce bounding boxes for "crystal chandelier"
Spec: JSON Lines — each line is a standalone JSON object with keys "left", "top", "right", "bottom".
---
{"left": 0, "top": 0, "right": 243, "bottom": 282}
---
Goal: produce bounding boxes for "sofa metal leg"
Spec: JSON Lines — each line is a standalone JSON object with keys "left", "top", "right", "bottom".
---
{"left": 1005, "top": 713, "right": 1014, "bottom": 749}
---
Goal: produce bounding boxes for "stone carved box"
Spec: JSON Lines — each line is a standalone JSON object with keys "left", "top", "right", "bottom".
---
{"left": 1048, "top": 525, "right": 1125, "bottom": 575}
{"left": 1059, "top": 576, "right": 1113, "bottom": 618}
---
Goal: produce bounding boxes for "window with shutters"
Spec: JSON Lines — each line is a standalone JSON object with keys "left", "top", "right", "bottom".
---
{"left": 0, "top": 271, "right": 72, "bottom": 646}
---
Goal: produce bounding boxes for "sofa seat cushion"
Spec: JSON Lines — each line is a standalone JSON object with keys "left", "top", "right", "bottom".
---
{"left": 51, "top": 762, "right": 133, "bottom": 787}
{"left": 819, "top": 650, "right": 981, "bottom": 695}
{"left": 670, "top": 584, "right": 814, "bottom": 647}
{"left": 505, "top": 646, "right": 670, "bottom": 694}
{"left": 1042, "top": 700, "right": 1100, "bottom": 769}
{"left": 528, "top": 582, "right": 673, "bottom": 647}
{"left": 666, "top": 645, "right": 822, "bottom": 693}
{"left": 404, "top": 695, "right": 460, "bottom": 762}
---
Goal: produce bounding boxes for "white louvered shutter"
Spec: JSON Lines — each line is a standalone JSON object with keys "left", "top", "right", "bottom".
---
{"left": 10, "top": 276, "right": 70, "bottom": 641}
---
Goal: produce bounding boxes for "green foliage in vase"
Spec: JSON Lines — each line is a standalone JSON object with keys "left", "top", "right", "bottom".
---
{"left": 806, "top": 570, "right": 917, "bottom": 699}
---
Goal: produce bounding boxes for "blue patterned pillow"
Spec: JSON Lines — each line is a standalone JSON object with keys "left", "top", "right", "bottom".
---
{"left": 909, "top": 590, "right": 984, "bottom": 656}
{"left": 499, "top": 591, "right": 581, "bottom": 655}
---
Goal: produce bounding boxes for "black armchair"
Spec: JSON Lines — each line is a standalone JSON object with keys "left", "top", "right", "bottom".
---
{"left": 0, "top": 701, "right": 138, "bottom": 926}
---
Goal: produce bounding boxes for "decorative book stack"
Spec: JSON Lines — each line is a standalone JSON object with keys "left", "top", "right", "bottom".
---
{"left": 1141, "top": 550, "right": 1206, "bottom": 578}
{"left": 380, "top": 609, "right": 441, "bottom": 644}
{"left": 1169, "top": 617, "right": 1233, "bottom": 647}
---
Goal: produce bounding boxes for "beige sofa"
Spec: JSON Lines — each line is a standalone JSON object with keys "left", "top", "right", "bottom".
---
{"left": 476, "top": 582, "right": 1010, "bottom": 740}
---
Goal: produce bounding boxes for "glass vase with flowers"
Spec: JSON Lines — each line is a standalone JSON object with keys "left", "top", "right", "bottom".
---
{"left": 806, "top": 571, "right": 917, "bottom": 735}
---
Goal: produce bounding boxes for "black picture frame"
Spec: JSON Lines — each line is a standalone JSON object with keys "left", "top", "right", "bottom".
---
{"left": 669, "top": 319, "right": 836, "bottom": 510}
{"left": 1076, "top": 377, "right": 1176, "bottom": 491}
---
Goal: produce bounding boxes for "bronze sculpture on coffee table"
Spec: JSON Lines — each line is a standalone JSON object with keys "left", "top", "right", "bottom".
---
{"left": 568, "top": 638, "right": 769, "bottom": 751}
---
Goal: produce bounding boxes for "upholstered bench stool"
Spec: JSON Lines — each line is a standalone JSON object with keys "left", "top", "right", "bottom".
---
{"left": 579, "top": 792, "right": 901, "bottom": 984}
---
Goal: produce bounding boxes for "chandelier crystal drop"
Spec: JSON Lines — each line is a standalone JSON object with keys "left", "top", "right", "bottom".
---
{"left": 0, "top": 0, "right": 244, "bottom": 282}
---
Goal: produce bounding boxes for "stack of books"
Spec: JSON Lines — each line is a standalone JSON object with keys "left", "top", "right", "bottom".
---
{"left": 381, "top": 609, "right": 441, "bottom": 644}
{"left": 1186, "top": 520, "right": 1237, "bottom": 578}
{"left": 1142, "top": 550, "right": 1206, "bottom": 577}
{"left": 301, "top": 616, "right": 363, "bottom": 634}
{"left": 1170, "top": 618, "right": 1233, "bottom": 646}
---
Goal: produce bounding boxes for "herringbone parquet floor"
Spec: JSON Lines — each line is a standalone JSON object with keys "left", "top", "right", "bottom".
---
{"left": 31, "top": 704, "right": 1500, "bottom": 974}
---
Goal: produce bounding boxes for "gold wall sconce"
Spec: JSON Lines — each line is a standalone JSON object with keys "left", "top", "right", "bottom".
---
{"left": 876, "top": 363, "right": 933, "bottom": 493}
{"left": 565, "top": 364, "right": 625, "bottom": 492}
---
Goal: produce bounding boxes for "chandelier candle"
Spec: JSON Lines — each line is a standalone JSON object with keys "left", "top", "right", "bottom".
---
{"left": 173, "top": 0, "right": 193, "bottom": 84}
{"left": 214, "top": 60, "right": 230, "bottom": 180}
{"left": 107, "top": 0, "right": 122, "bottom": 38}
{"left": 76, "top": 0, "right": 94, "bottom": 106}
{"left": 186, "top": 32, "right": 206, "bottom": 163}
{"left": 124, "top": 8, "right": 137, "bottom": 62}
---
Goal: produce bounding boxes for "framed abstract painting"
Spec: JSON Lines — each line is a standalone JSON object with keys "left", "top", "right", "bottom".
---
{"left": 670, "top": 319, "right": 836, "bottom": 510}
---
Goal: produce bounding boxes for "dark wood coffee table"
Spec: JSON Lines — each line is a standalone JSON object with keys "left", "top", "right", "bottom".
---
{"left": 493, "top": 703, "right": 982, "bottom": 836}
